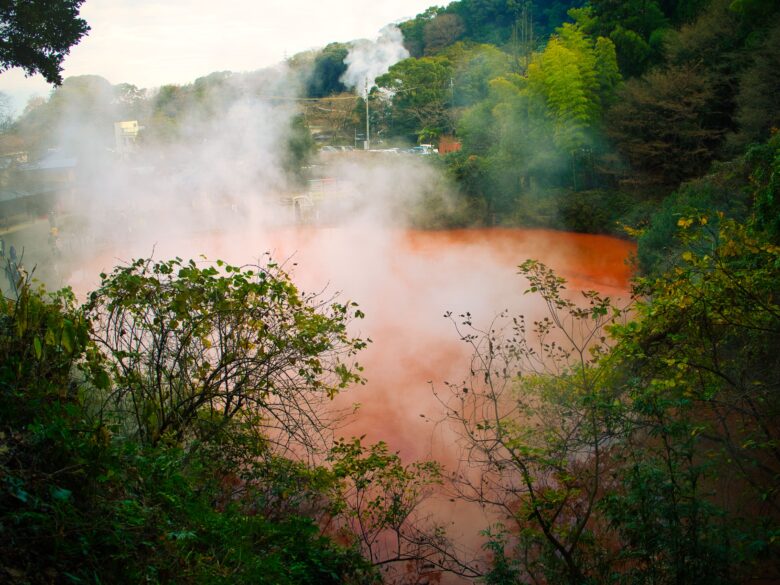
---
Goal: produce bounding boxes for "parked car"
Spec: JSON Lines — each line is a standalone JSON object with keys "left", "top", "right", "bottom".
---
{"left": 408, "top": 144, "right": 438, "bottom": 155}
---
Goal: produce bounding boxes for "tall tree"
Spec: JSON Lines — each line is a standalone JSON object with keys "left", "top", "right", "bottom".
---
{"left": 445, "top": 43, "right": 513, "bottom": 107}
{"left": 86, "top": 257, "right": 367, "bottom": 452}
{"left": 0, "top": 0, "right": 89, "bottom": 85}
{"left": 576, "top": 0, "right": 669, "bottom": 76}
{"left": 731, "top": 21, "right": 780, "bottom": 147}
{"left": 527, "top": 22, "right": 619, "bottom": 152}
{"left": 440, "top": 260, "right": 625, "bottom": 584}
{"left": 306, "top": 43, "right": 349, "bottom": 98}
{"left": 376, "top": 56, "right": 455, "bottom": 141}
{"left": 606, "top": 64, "right": 722, "bottom": 186}
{"left": 424, "top": 13, "right": 466, "bottom": 54}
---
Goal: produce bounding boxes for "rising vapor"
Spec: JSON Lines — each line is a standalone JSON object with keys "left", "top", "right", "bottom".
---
{"left": 340, "top": 25, "right": 409, "bottom": 92}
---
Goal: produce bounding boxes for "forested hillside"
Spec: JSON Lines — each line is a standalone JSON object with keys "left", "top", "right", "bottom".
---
{"left": 2, "top": 0, "right": 780, "bottom": 583}
{"left": 365, "top": 0, "right": 780, "bottom": 235}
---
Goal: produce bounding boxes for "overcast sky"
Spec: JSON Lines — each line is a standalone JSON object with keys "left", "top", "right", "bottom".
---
{"left": 0, "top": 0, "right": 440, "bottom": 115}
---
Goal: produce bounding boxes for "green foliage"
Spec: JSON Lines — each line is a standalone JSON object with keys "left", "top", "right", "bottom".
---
{"left": 376, "top": 55, "right": 455, "bottom": 142}
{"left": 731, "top": 22, "right": 780, "bottom": 148}
{"left": 442, "top": 21, "right": 620, "bottom": 221}
{"left": 398, "top": 0, "right": 587, "bottom": 60}
{"left": 728, "top": 0, "right": 780, "bottom": 25}
{"left": 444, "top": 43, "right": 514, "bottom": 107}
{"left": 635, "top": 179, "right": 742, "bottom": 275}
{"left": 600, "top": 455, "right": 737, "bottom": 585}
{"left": 99, "top": 442, "right": 375, "bottom": 585}
{"left": 635, "top": 133, "right": 779, "bottom": 275}
{"left": 660, "top": 0, "right": 780, "bottom": 157}
{"left": 0, "top": 276, "right": 381, "bottom": 584}
{"left": 2, "top": 423, "right": 375, "bottom": 583}
{"left": 607, "top": 217, "right": 780, "bottom": 582}
{"left": 0, "top": 280, "right": 93, "bottom": 421}
{"left": 580, "top": 0, "right": 670, "bottom": 76}
{"left": 447, "top": 220, "right": 780, "bottom": 581}
{"left": 12, "top": 75, "right": 128, "bottom": 156}
{"left": 85, "top": 257, "right": 366, "bottom": 449}
{"left": 606, "top": 64, "right": 722, "bottom": 187}
{"left": 442, "top": 260, "right": 626, "bottom": 583}
{"left": 327, "top": 436, "right": 469, "bottom": 579}
{"left": 285, "top": 113, "right": 316, "bottom": 183}
{"left": 399, "top": 6, "right": 443, "bottom": 57}
{"left": 0, "top": 0, "right": 90, "bottom": 85}
{"left": 424, "top": 13, "right": 467, "bottom": 54}
{"left": 527, "top": 22, "right": 619, "bottom": 152}
{"left": 556, "top": 188, "right": 645, "bottom": 234}
{"left": 306, "top": 43, "right": 349, "bottom": 98}
{"left": 746, "top": 133, "right": 780, "bottom": 240}
{"left": 391, "top": 0, "right": 780, "bottom": 222}
{"left": 480, "top": 525, "right": 522, "bottom": 584}
{"left": 450, "top": 0, "right": 586, "bottom": 47}
{"left": 330, "top": 437, "right": 442, "bottom": 536}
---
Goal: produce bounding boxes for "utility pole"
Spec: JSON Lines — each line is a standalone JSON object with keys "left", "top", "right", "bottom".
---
{"left": 365, "top": 78, "right": 370, "bottom": 151}
{"left": 450, "top": 77, "right": 455, "bottom": 134}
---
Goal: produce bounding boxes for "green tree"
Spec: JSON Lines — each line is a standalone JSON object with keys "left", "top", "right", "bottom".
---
{"left": 85, "top": 257, "right": 367, "bottom": 452}
{"left": 606, "top": 64, "right": 722, "bottom": 187}
{"left": 4, "top": 261, "right": 449, "bottom": 584}
{"left": 11, "top": 75, "right": 127, "bottom": 156}
{"left": 0, "top": 280, "right": 377, "bottom": 584}
{"left": 328, "top": 437, "right": 477, "bottom": 581}
{"left": 0, "top": 0, "right": 89, "bottom": 85}
{"left": 527, "top": 22, "right": 619, "bottom": 152}
{"left": 578, "top": 0, "right": 669, "bottom": 76}
{"left": 146, "top": 83, "right": 190, "bottom": 142}
{"left": 452, "top": 66, "right": 569, "bottom": 220}
{"left": 731, "top": 21, "right": 780, "bottom": 147}
{"left": 447, "top": 0, "right": 523, "bottom": 46}
{"left": 399, "top": 6, "right": 443, "bottom": 57}
{"left": 440, "top": 260, "right": 626, "bottom": 583}
{"left": 745, "top": 133, "right": 780, "bottom": 241}
{"left": 444, "top": 229, "right": 780, "bottom": 582}
{"left": 424, "top": 13, "right": 466, "bottom": 54}
{"left": 284, "top": 113, "right": 316, "bottom": 184}
{"left": 445, "top": 42, "right": 514, "bottom": 107}
{"left": 399, "top": 0, "right": 586, "bottom": 57}
{"left": 306, "top": 43, "right": 349, "bottom": 98}
{"left": 608, "top": 217, "right": 780, "bottom": 582}
{"left": 376, "top": 55, "right": 455, "bottom": 142}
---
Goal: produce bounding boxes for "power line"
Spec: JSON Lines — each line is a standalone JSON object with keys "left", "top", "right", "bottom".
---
{"left": 252, "top": 83, "right": 442, "bottom": 102}
{"left": 252, "top": 94, "right": 360, "bottom": 102}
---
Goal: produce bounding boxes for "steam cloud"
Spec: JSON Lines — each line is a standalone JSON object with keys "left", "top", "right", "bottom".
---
{"left": 340, "top": 25, "right": 409, "bottom": 93}
{"left": 41, "top": 65, "right": 308, "bottom": 268}
{"left": 3, "top": 55, "right": 634, "bottom": 583}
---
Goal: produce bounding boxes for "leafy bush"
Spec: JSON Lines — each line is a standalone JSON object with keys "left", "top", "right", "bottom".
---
{"left": 0, "top": 270, "right": 379, "bottom": 584}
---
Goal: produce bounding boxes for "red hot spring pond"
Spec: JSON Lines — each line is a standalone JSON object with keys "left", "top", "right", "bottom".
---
{"left": 70, "top": 225, "right": 635, "bottom": 562}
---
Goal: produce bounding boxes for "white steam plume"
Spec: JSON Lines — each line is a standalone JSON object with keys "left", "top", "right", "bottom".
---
{"left": 0, "top": 53, "right": 635, "bottom": 579}
{"left": 340, "top": 25, "right": 409, "bottom": 92}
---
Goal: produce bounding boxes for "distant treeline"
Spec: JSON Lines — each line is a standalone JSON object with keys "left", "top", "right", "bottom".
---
{"left": 3, "top": 0, "right": 779, "bottom": 237}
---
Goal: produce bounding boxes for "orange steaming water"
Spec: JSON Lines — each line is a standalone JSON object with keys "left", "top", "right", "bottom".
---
{"left": 71, "top": 225, "right": 635, "bottom": 568}
{"left": 74, "top": 225, "right": 634, "bottom": 455}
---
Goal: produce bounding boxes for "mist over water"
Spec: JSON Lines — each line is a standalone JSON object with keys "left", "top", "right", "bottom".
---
{"left": 4, "top": 59, "right": 635, "bottom": 578}
{"left": 62, "top": 221, "right": 633, "bottom": 579}
{"left": 75, "top": 224, "right": 634, "bottom": 455}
